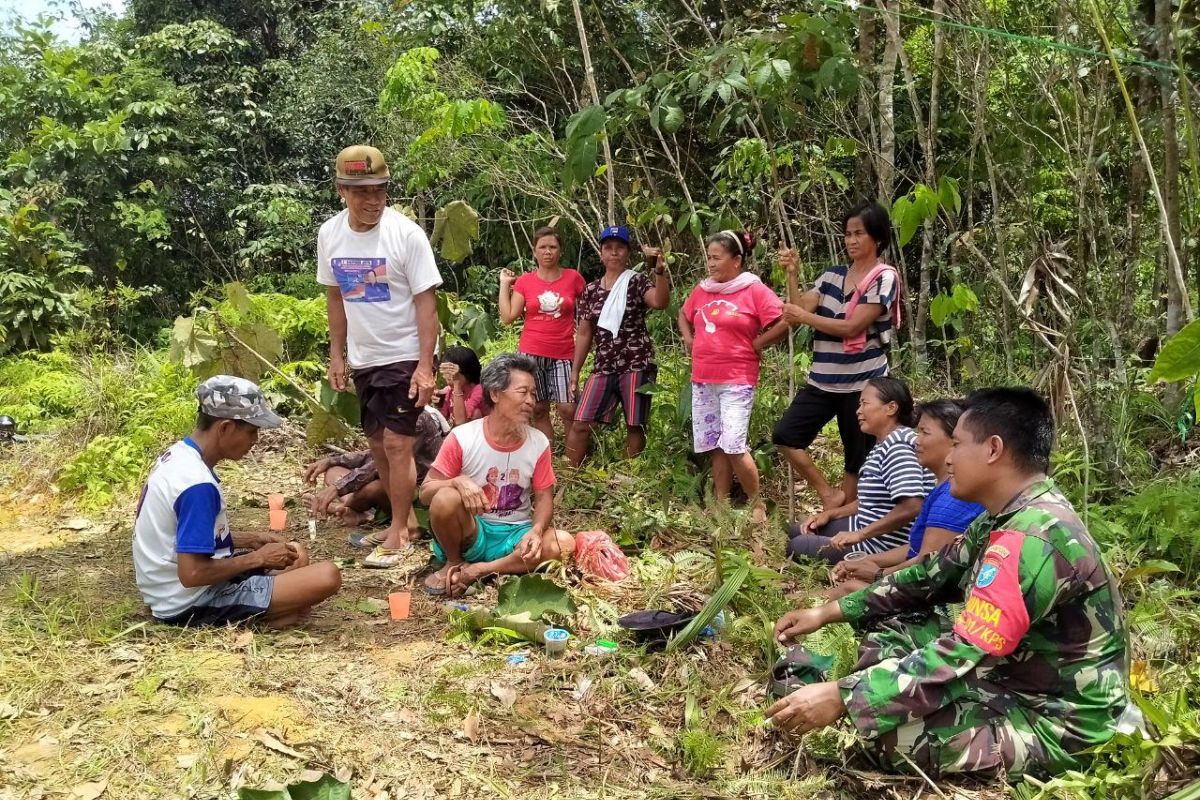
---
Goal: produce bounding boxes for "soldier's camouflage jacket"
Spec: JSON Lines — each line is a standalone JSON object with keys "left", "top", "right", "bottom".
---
{"left": 836, "top": 478, "right": 1131, "bottom": 773}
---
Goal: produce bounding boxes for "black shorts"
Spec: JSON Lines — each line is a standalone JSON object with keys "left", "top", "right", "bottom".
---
{"left": 352, "top": 361, "right": 420, "bottom": 437}
{"left": 772, "top": 384, "right": 874, "bottom": 475}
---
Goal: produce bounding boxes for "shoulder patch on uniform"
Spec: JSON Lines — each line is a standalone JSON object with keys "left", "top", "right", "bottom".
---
{"left": 953, "top": 528, "right": 1031, "bottom": 657}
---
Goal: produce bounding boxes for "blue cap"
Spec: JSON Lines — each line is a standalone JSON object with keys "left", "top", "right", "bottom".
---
{"left": 598, "top": 225, "right": 630, "bottom": 244}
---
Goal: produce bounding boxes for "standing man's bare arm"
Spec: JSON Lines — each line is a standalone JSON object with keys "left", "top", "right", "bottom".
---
{"left": 326, "top": 285, "right": 349, "bottom": 391}
{"left": 410, "top": 289, "right": 439, "bottom": 406}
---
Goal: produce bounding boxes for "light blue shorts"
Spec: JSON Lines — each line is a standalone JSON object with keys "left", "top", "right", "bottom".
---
{"left": 431, "top": 518, "right": 532, "bottom": 564}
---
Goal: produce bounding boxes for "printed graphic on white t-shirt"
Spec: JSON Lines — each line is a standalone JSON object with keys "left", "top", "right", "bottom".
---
{"left": 315, "top": 207, "right": 443, "bottom": 369}
{"left": 536, "top": 290, "right": 565, "bottom": 318}
{"left": 429, "top": 418, "right": 555, "bottom": 525}
{"left": 333, "top": 258, "right": 391, "bottom": 303}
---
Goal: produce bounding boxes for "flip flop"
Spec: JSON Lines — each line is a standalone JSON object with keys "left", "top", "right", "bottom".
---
{"left": 348, "top": 530, "right": 386, "bottom": 549}
{"left": 423, "top": 563, "right": 463, "bottom": 596}
{"left": 362, "top": 545, "right": 413, "bottom": 569}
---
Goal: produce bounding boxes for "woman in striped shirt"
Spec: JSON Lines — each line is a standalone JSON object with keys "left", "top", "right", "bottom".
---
{"left": 774, "top": 202, "right": 900, "bottom": 511}
{"left": 787, "top": 377, "right": 934, "bottom": 565}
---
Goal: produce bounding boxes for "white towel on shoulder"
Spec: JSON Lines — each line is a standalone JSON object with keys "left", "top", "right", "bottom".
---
{"left": 597, "top": 270, "right": 635, "bottom": 339}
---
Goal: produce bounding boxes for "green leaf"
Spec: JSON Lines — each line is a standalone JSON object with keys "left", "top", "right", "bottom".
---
{"left": 237, "top": 790, "right": 290, "bottom": 800}
{"left": 677, "top": 380, "right": 692, "bottom": 426}
{"left": 1122, "top": 559, "right": 1180, "bottom": 582}
{"left": 660, "top": 103, "right": 684, "bottom": 134}
{"left": 168, "top": 315, "right": 219, "bottom": 373}
{"left": 495, "top": 574, "right": 576, "bottom": 620}
{"left": 286, "top": 777, "right": 350, "bottom": 800}
{"left": 431, "top": 200, "right": 480, "bottom": 263}
{"left": 937, "top": 175, "right": 962, "bottom": 215}
{"left": 563, "top": 136, "right": 598, "bottom": 190}
{"left": 565, "top": 105, "right": 606, "bottom": 142}
{"left": 771, "top": 58, "right": 792, "bottom": 83}
{"left": 665, "top": 562, "right": 749, "bottom": 653}
{"left": 220, "top": 322, "right": 283, "bottom": 380}
{"left": 306, "top": 405, "right": 353, "bottom": 446}
{"left": 1150, "top": 318, "right": 1200, "bottom": 383}
{"left": 824, "top": 136, "right": 858, "bottom": 157}
{"left": 318, "top": 379, "right": 360, "bottom": 427}
{"left": 930, "top": 294, "right": 954, "bottom": 327}
{"left": 224, "top": 281, "right": 253, "bottom": 316}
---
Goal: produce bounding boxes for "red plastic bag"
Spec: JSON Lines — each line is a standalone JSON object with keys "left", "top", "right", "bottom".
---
{"left": 573, "top": 530, "right": 630, "bottom": 582}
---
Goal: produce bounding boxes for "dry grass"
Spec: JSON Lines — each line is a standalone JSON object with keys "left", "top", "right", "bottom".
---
{"left": 0, "top": 434, "right": 1009, "bottom": 800}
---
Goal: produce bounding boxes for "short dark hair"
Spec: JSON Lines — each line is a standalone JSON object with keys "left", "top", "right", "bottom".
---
{"left": 533, "top": 226, "right": 561, "bottom": 247}
{"left": 705, "top": 230, "right": 755, "bottom": 263}
{"left": 915, "top": 398, "right": 965, "bottom": 438}
{"left": 843, "top": 201, "right": 893, "bottom": 255}
{"left": 196, "top": 409, "right": 255, "bottom": 432}
{"left": 960, "top": 388, "right": 1054, "bottom": 473}
{"left": 866, "top": 376, "right": 915, "bottom": 427}
{"left": 443, "top": 345, "right": 482, "bottom": 385}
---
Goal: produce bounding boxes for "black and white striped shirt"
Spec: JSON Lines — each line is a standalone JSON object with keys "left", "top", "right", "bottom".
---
{"left": 851, "top": 427, "right": 935, "bottom": 555}
{"left": 809, "top": 265, "right": 896, "bottom": 393}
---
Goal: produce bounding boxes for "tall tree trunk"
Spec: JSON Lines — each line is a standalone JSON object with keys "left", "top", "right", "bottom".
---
{"left": 571, "top": 0, "right": 617, "bottom": 225}
{"left": 1157, "top": 0, "right": 1187, "bottom": 338}
{"left": 876, "top": 0, "right": 899, "bottom": 202}
{"left": 1124, "top": 74, "right": 1152, "bottom": 335}
{"left": 854, "top": 8, "right": 877, "bottom": 197}
{"left": 896, "top": 0, "right": 945, "bottom": 368}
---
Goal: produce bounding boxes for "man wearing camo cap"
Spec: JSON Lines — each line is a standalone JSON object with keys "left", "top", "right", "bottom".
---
{"left": 767, "top": 388, "right": 1133, "bottom": 780}
{"left": 132, "top": 376, "right": 341, "bottom": 627}
{"left": 317, "top": 144, "right": 443, "bottom": 568}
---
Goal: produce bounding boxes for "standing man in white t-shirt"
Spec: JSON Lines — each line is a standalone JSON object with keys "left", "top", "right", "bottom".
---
{"left": 317, "top": 145, "right": 443, "bottom": 568}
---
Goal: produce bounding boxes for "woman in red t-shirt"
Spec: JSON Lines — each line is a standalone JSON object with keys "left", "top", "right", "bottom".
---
{"left": 498, "top": 226, "right": 587, "bottom": 443}
{"left": 679, "top": 230, "right": 790, "bottom": 521}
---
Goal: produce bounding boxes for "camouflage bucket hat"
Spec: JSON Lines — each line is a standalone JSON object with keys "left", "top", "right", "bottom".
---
{"left": 196, "top": 375, "right": 283, "bottom": 429}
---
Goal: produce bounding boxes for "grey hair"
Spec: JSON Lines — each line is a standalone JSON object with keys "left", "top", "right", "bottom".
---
{"left": 480, "top": 352, "right": 538, "bottom": 402}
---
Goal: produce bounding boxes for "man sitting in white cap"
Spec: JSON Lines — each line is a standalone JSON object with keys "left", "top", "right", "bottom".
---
{"left": 132, "top": 376, "right": 342, "bottom": 627}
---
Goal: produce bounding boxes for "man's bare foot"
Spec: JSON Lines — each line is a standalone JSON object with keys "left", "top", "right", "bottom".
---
{"left": 450, "top": 563, "right": 483, "bottom": 596}
{"left": 379, "top": 524, "right": 413, "bottom": 550}
{"left": 818, "top": 488, "right": 846, "bottom": 511}
{"left": 335, "top": 506, "right": 373, "bottom": 526}
{"left": 423, "top": 563, "right": 455, "bottom": 593}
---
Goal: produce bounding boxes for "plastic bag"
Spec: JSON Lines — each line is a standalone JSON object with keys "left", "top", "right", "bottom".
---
{"left": 573, "top": 530, "right": 630, "bottom": 581}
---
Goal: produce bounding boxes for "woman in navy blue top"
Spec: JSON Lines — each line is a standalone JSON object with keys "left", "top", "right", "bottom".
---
{"left": 826, "top": 398, "right": 984, "bottom": 599}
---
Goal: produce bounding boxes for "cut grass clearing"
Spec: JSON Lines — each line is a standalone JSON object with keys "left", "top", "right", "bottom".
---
{"left": 0, "top": 436, "right": 1020, "bottom": 799}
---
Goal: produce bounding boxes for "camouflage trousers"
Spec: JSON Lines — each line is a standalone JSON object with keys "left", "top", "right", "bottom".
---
{"left": 854, "top": 614, "right": 1053, "bottom": 780}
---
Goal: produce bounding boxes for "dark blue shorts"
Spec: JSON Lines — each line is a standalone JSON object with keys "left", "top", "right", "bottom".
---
{"left": 157, "top": 572, "right": 274, "bottom": 627}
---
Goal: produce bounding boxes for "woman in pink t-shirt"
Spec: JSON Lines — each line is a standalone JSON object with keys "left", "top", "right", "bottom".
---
{"left": 498, "top": 226, "right": 587, "bottom": 443}
{"left": 679, "top": 230, "right": 789, "bottom": 520}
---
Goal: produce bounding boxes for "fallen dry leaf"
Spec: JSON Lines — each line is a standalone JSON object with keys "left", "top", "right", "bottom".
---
{"left": 68, "top": 781, "right": 107, "bottom": 800}
{"left": 0, "top": 702, "right": 19, "bottom": 720}
{"left": 572, "top": 676, "right": 593, "bottom": 702}
{"left": 175, "top": 754, "right": 199, "bottom": 769}
{"left": 462, "top": 708, "right": 480, "bottom": 743}
{"left": 629, "top": 668, "right": 655, "bottom": 691}
{"left": 253, "top": 729, "right": 305, "bottom": 759}
{"left": 489, "top": 682, "right": 516, "bottom": 710}
{"left": 232, "top": 630, "right": 255, "bottom": 649}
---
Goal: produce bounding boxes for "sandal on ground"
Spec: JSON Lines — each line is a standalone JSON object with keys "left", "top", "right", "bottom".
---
{"left": 362, "top": 545, "right": 413, "bottom": 569}
{"left": 423, "top": 563, "right": 462, "bottom": 596}
{"left": 348, "top": 530, "right": 386, "bottom": 549}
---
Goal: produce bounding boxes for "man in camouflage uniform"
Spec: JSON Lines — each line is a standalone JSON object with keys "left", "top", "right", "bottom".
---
{"left": 767, "top": 387, "right": 1132, "bottom": 780}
